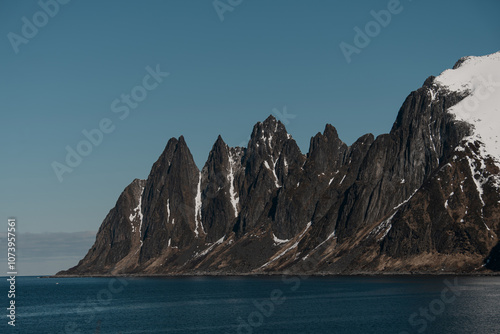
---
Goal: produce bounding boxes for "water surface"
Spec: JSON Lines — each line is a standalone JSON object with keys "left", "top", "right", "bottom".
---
{"left": 1, "top": 276, "right": 499, "bottom": 333}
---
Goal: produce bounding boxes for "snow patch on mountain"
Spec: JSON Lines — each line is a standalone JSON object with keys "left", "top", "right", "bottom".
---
{"left": 228, "top": 152, "right": 240, "bottom": 218}
{"left": 261, "top": 222, "right": 311, "bottom": 268}
{"left": 131, "top": 186, "right": 145, "bottom": 254}
{"left": 166, "top": 199, "right": 171, "bottom": 223}
{"left": 305, "top": 229, "right": 337, "bottom": 258}
{"left": 194, "top": 236, "right": 225, "bottom": 258}
{"left": 272, "top": 233, "right": 289, "bottom": 245}
{"left": 435, "top": 51, "right": 500, "bottom": 164}
{"left": 129, "top": 187, "right": 144, "bottom": 238}
{"left": 194, "top": 173, "right": 204, "bottom": 237}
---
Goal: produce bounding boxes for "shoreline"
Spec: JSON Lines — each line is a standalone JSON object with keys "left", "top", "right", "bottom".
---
{"left": 45, "top": 271, "right": 500, "bottom": 279}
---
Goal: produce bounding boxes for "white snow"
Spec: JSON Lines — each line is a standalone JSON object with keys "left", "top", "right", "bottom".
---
{"left": 442, "top": 163, "right": 452, "bottom": 170}
{"left": 378, "top": 225, "right": 392, "bottom": 242}
{"left": 272, "top": 158, "right": 281, "bottom": 188}
{"left": 129, "top": 186, "right": 145, "bottom": 239}
{"left": 264, "top": 160, "right": 280, "bottom": 188}
{"left": 465, "top": 155, "right": 488, "bottom": 218}
{"left": 272, "top": 233, "right": 289, "bottom": 245}
{"left": 370, "top": 211, "right": 397, "bottom": 242}
{"left": 261, "top": 222, "right": 311, "bottom": 268}
{"left": 445, "top": 192, "right": 454, "bottom": 209}
{"left": 260, "top": 241, "right": 297, "bottom": 268}
{"left": 428, "top": 87, "right": 438, "bottom": 102}
{"left": 129, "top": 189, "right": 144, "bottom": 224}
{"left": 228, "top": 153, "right": 240, "bottom": 218}
{"left": 339, "top": 175, "right": 346, "bottom": 185}
{"left": 166, "top": 199, "right": 171, "bottom": 223}
{"left": 393, "top": 189, "right": 419, "bottom": 210}
{"left": 428, "top": 121, "right": 440, "bottom": 165}
{"left": 307, "top": 229, "right": 337, "bottom": 257}
{"left": 194, "top": 172, "right": 204, "bottom": 237}
{"left": 194, "top": 235, "right": 225, "bottom": 258}
{"left": 329, "top": 177, "right": 335, "bottom": 185}
{"left": 434, "top": 52, "right": 500, "bottom": 165}
{"left": 131, "top": 186, "right": 145, "bottom": 254}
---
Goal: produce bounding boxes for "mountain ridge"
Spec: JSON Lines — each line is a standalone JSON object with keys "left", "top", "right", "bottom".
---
{"left": 58, "top": 51, "right": 500, "bottom": 276}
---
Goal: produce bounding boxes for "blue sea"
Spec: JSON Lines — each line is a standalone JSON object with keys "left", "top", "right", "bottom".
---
{"left": 1, "top": 276, "right": 499, "bottom": 333}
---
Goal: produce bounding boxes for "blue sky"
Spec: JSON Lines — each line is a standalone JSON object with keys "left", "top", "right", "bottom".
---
{"left": 1, "top": 0, "right": 499, "bottom": 275}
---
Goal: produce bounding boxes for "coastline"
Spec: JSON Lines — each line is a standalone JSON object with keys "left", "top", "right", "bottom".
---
{"left": 46, "top": 270, "right": 500, "bottom": 279}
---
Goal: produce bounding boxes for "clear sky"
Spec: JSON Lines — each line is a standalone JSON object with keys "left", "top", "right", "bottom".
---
{"left": 1, "top": 0, "right": 499, "bottom": 275}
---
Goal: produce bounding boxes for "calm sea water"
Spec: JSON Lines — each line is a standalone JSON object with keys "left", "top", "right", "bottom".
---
{"left": 1, "top": 276, "right": 499, "bottom": 333}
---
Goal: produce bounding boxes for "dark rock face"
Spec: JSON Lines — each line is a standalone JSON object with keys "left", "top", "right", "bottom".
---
{"left": 140, "top": 135, "right": 201, "bottom": 262}
{"left": 59, "top": 60, "right": 500, "bottom": 277}
{"left": 65, "top": 179, "right": 145, "bottom": 274}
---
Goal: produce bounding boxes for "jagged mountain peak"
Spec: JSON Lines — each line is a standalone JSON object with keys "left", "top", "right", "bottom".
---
{"left": 452, "top": 56, "right": 471, "bottom": 70}
{"left": 305, "top": 124, "right": 349, "bottom": 174}
{"left": 451, "top": 51, "right": 500, "bottom": 70}
{"left": 147, "top": 135, "right": 199, "bottom": 183}
{"left": 59, "top": 52, "right": 500, "bottom": 277}
{"left": 263, "top": 114, "right": 279, "bottom": 127}
{"left": 211, "top": 135, "right": 228, "bottom": 154}
{"left": 155, "top": 135, "right": 191, "bottom": 162}
{"left": 203, "top": 135, "right": 232, "bottom": 178}
{"left": 323, "top": 123, "right": 340, "bottom": 140}
{"left": 422, "top": 75, "right": 436, "bottom": 88}
{"left": 130, "top": 178, "right": 145, "bottom": 186}
{"left": 177, "top": 134, "right": 187, "bottom": 145}
{"left": 215, "top": 134, "right": 225, "bottom": 144}
{"left": 245, "top": 115, "right": 296, "bottom": 170}
{"left": 171, "top": 135, "right": 194, "bottom": 157}
{"left": 148, "top": 137, "right": 180, "bottom": 175}
{"left": 204, "top": 135, "right": 244, "bottom": 171}
{"left": 251, "top": 115, "right": 289, "bottom": 140}
{"left": 309, "top": 124, "right": 344, "bottom": 150}
{"left": 436, "top": 51, "right": 500, "bottom": 94}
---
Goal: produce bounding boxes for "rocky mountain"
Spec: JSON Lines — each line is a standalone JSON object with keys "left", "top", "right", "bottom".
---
{"left": 58, "top": 51, "right": 500, "bottom": 276}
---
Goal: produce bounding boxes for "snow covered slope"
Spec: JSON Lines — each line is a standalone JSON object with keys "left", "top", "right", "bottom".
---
{"left": 435, "top": 51, "right": 500, "bottom": 163}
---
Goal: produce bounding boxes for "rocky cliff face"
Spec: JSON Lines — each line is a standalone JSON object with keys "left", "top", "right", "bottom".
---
{"left": 59, "top": 52, "right": 500, "bottom": 276}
